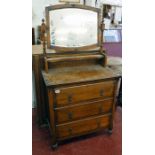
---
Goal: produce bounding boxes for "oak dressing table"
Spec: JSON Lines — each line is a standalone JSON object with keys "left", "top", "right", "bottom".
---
{"left": 38, "top": 4, "right": 120, "bottom": 148}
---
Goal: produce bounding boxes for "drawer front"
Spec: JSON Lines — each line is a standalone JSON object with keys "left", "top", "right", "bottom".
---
{"left": 56, "top": 114, "right": 110, "bottom": 139}
{"left": 54, "top": 81, "right": 115, "bottom": 107}
{"left": 56, "top": 99, "right": 113, "bottom": 124}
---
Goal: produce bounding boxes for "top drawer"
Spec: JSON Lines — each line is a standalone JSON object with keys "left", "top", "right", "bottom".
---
{"left": 54, "top": 80, "right": 115, "bottom": 107}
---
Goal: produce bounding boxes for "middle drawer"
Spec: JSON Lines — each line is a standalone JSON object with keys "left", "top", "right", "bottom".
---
{"left": 55, "top": 99, "right": 113, "bottom": 124}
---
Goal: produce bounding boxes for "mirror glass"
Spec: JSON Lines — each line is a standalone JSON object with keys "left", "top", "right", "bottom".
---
{"left": 49, "top": 8, "right": 98, "bottom": 47}
{"left": 103, "top": 5, "right": 122, "bottom": 29}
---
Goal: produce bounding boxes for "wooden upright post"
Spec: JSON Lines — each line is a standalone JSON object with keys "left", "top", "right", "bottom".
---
{"left": 100, "top": 5, "right": 107, "bottom": 66}
{"left": 41, "top": 19, "right": 49, "bottom": 73}
{"left": 41, "top": 19, "right": 46, "bottom": 56}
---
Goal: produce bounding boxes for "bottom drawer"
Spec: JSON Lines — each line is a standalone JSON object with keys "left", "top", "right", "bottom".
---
{"left": 56, "top": 114, "right": 111, "bottom": 139}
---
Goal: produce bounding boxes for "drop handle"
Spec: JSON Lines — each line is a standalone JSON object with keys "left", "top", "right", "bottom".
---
{"left": 68, "top": 112, "right": 73, "bottom": 120}
{"left": 67, "top": 95, "right": 72, "bottom": 103}
{"left": 68, "top": 128, "right": 72, "bottom": 135}
{"left": 99, "top": 106, "right": 103, "bottom": 113}
{"left": 100, "top": 89, "right": 104, "bottom": 97}
{"left": 97, "top": 120, "right": 101, "bottom": 128}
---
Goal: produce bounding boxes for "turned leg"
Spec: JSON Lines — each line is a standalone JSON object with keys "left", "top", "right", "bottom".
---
{"left": 108, "top": 116, "right": 113, "bottom": 135}
{"left": 51, "top": 135, "right": 58, "bottom": 150}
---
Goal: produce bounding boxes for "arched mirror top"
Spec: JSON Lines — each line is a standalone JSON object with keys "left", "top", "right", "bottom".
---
{"left": 45, "top": 4, "right": 102, "bottom": 52}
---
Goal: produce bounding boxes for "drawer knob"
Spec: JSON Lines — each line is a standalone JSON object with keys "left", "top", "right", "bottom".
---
{"left": 68, "top": 95, "right": 72, "bottom": 103}
{"left": 68, "top": 112, "right": 73, "bottom": 120}
{"left": 100, "top": 89, "right": 104, "bottom": 97}
{"left": 68, "top": 128, "right": 72, "bottom": 135}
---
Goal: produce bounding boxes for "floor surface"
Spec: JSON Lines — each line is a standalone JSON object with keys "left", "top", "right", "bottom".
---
{"left": 32, "top": 107, "right": 122, "bottom": 155}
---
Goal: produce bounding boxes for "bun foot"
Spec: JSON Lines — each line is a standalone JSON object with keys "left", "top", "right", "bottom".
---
{"left": 51, "top": 143, "right": 58, "bottom": 150}
{"left": 108, "top": 129, "right": 113, "bottom": 135}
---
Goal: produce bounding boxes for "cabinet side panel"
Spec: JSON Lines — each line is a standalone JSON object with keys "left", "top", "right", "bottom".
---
{"left": 47, "top": 89, "right": 57, "bottom": 145}
{"left": 109, "top": 78, "right": 120, "bottom": 130}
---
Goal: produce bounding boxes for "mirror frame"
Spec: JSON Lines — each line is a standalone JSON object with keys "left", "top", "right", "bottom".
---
{"left": 45, "top": 4, "right": 101, "bottom": 52}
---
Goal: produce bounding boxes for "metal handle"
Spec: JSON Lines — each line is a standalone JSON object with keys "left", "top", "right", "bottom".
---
{"left": 99, "top": 106, "right": 103, "bottom": 113}
{"left": 68, "top": 112, "right": 73, "bottom": 120}
{"left": 68, "top": 128, "right": 72, "bottom": 135}
{"left": 68, "top": 95, "right": 72, "bottom": 103}
{"left": 97, "top": 120, "right": 101, "bottom": 128}
{"left": 100, "top": 89, "right": 104, "bottom": 97}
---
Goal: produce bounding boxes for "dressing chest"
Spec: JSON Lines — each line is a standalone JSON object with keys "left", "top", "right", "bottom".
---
{"left": 40, "top": 4, "right": 120, "bottom": 148}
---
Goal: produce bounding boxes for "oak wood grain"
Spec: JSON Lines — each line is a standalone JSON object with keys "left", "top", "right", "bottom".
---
{"left": 42, "top": 65, "right": 119, "bottom": 86}
{"left": 56, "top": 114, "right": 110, "bottom": 138}
{"left": 55, "top": 99, "right": 113, "bottom": 124}
{"left": 54, "top": 81, "right": 115, "bottom": 107}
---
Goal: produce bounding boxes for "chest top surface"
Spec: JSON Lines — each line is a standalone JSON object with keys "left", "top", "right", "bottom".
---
{"left": 42, "top": 65, "right": 120, "bottom": 87}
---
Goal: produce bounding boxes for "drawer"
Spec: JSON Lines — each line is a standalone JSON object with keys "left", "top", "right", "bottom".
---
{"left": 55, "top": 99, "right": 113, "bottom": 124}
{"left": 56, "top": 114, "right": 110, "bottom": 139}
{"left": 54, "top": 81, "right": 115, "bottom": 107}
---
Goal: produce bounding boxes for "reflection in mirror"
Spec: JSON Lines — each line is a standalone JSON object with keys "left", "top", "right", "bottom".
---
{"left": 49, "top": 8, "right": 98, "bottom": 47}
{"left": 104, "top": 30, "right": 121, "bottom": 42}
{"left": 103, "top": 5, "right": 122, "bottom": 29}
